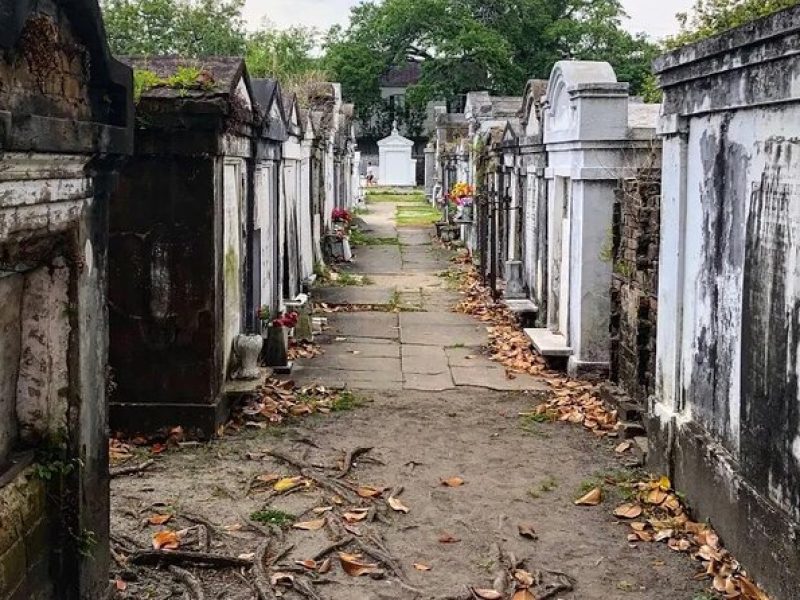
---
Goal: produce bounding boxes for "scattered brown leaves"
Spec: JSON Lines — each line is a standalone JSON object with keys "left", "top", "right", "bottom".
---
{"left": 230, "top": 378, "right": 345, "bottom": 427}
{"left": 616, "top": 476, "right": 771, "bottom": 600}
{"left": 288, "top": 339, "right": 323, "bottom": 361}
{"left": 453, "top": 268, "right": 618, "bottom": 436}
{"left": 454, "top": 269, "right": 546, "bottom": 377}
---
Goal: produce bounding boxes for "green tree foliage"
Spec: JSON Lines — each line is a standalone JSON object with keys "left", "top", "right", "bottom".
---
{"left": 246, "top": 25, "right": 324, "bottom": 83}
{"left": 101, "top": 0, "right": 247, "bottom": 56}
{"left": 667, "top": 0, "right": 799, "bottom": 48}
{"left": 323, "top": 0, "right": 660, "bottom": 137}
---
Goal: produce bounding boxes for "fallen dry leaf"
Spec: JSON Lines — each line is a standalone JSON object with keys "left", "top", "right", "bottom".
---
{"left": 473, "top": 589, "right": 503, "bottom": 600}
{"left": 517, "top": 522, "right": 538, "bottom": 540}
{"left": 438, "top": 531, "right": 461, "bottom": 544}
{"left": 318, "top": 558, "right": 332, "bottom": 574}
{"left": 148, "top": 514, "right": 172, "bottom": 526}
{"left": 414, "top": 562, "right": 432, "bottom": 571}
{"left": 574, "top": 487, "right": 603, "bottom": 506}
{"left": 512, "top": 589, "right": 536, "bottom": 600}
{"left": 293, "top": 519, "right": 326, "bottom": 531}
{"left": 270, "top": 572, "right": 295, "bottom": 586}
{"left": 338, "top": 552, "right": 381, "bottom": 577}
{"left": 152, "top": 530, "right": 180, "bottom": 550}
{"left": 514, "top": 569, "right": 535, "bottom": 587}
{"left": 441, "top": 476, "right": 465, "bottom": 487}
{"left": 343, "top": 510, "right": 369, "bottom": 523}
{"left": 357, "top": 486, "right": 384, "bottom": 499}
{"left": 613, "top": 503, "right": 643, "bottom": 519}
{"left": 296, "top": 559, "right": 317, "bottom": 570}
{"left": 388, "top": 496, "right": 410, "bottom": 513}
{"left": 274, "top": 476, "right": 304, "bottom": 493}
{"left": 615, "top": 441, "right": 632, "bottom": 454}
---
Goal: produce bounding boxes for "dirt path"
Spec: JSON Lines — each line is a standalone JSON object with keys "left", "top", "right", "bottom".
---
{"left": 110, "top": 198, "right": 710, "bottom": 599}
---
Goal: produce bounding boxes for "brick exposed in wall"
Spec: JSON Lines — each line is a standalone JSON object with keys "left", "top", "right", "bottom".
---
{"left": 610, "top": 173, "right": 660, "bottom": 403}
{"left": 0, "top": 11, "right": 91, "bottom": 123}
{"left": 0, "top": 464, "right": 52, "bottom": 600}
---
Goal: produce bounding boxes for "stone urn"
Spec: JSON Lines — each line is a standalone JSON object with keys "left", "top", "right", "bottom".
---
{"left": 232, "top": 334, "right": 263, "bottom": 380}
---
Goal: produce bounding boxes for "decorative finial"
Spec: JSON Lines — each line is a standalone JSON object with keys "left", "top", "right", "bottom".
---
{"left": 392, "top": 119, "right": 399, "bottom": 135}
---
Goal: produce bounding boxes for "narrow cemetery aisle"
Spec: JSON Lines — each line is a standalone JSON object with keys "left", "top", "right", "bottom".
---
{"left": 110, "top": 191, "right": 711, "bottom": 599}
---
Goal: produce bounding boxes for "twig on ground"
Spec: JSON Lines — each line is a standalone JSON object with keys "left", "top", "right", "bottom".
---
{"left": 292, "top": 577, "right": 324, "bottom": 600}
{"left": 168, "top": 566, "right": 205, "bottom": 600}
{"left": 336, "top": 447, "right": 373, "bottom": 479}
{"left": 110, "top": 459, "right": 155, "bottom": 478}
{"left": 129, "top": 550, "right": 253, "bottom": 569}
{"left": 312, "top": 537, "right": 353, "bottom": 562}
{"left": 254, "top": 540, "right": 279, "bottom": 600}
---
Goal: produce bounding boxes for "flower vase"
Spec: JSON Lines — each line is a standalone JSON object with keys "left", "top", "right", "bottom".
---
{"left": 263, "top": 325, "right": 292, "bottom": 372}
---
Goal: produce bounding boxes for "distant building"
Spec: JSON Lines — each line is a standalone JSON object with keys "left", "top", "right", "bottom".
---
{"left": 357, "top": 62, "right": 427, "bottom": 183}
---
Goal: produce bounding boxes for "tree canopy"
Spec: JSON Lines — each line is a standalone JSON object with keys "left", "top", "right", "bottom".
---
{"left": 101, "top": 0, "right": 247, "bottom": 56}
{"left": 322, "top": 0, "right": 660, "bottom": 137}
{"left": 667, "top": 0, "right": 799, "bottom": 48}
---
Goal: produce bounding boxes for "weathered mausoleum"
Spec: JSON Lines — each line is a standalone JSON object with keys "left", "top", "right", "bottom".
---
{"left": 650, "top": 7, "right": 800, "bottom": 598}
{"left": 108, "top": 56, "right": 256, "bottom": 437}
{"left": 0, "top": 0, "right": 133, "bottom": 597}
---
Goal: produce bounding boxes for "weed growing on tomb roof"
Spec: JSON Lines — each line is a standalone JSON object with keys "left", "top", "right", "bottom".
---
{"left": 133, "top": 66, "right": 215, "bottom": 102}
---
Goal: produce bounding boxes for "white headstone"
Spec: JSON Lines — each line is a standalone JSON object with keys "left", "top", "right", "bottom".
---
{"left": 377, "top": 121, "right": 416, "bottom": 186}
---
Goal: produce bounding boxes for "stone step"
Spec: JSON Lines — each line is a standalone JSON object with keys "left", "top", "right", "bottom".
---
{"left": 504, "top": 298, "right": 539, "bottom": 314}
{"left": 523, "top": 328, "right": 572, "bottom": 357}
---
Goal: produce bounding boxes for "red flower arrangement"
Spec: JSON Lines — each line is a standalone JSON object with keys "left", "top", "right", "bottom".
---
{"left": 272, "top": 312, "right": 299, "bottom": 329}
{"left": 332, "top": 208, "right": 352, "bottom": 223}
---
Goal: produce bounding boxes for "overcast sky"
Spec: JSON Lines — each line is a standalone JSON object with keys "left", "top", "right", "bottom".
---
{"left": 243, "top": 0, "right": 696, "bottom": 40}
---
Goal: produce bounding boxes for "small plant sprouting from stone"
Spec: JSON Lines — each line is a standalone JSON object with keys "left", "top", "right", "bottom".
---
{"left": 72, "top": 528, "right": 98, "bottom": 558}
{"left": 33, "top": 442, "right": 82, "bottom": 481}
{"left": 250, "top": 508, "right": 295, "bottom": 527}
{"left": 133, "top": 66, "right": 215, "bottom": 102}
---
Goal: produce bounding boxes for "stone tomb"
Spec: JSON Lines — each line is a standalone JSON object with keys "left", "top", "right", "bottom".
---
{"left": 0, "top": 1, "right": 133, "bottom": 597}
{"left": 109, "top": 56, "right": 256, "bottom": 437}
{"left": 378, "top": 121, "right": 416, "bottom": 186}
{"left": 525, "top": 61, "right": 660, "bottom": 376}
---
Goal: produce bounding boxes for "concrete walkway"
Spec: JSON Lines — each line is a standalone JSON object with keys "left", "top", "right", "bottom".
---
{"left": 296, "top": 203, "right": 547, "bottom": 393}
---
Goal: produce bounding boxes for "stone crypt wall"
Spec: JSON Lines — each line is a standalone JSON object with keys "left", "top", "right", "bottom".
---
{"left": 650, "top": 6, "right": 800, "bottom": 597}
{"left": 0, "top": 1, "right": 133, "bottom": 598}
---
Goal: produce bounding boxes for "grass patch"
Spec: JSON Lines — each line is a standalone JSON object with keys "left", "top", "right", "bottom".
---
{"left": 349, "top": 228, "right": 399, "bottom": 246}
{"left": 367, "top": 193, "right": 427, "bottom": 204}
{"left": 316, "top": 270, "right": 372, "bottom": 287}
{"left": 576, "top": 468, "right": 641, "bottom": 501}
{"left": 396, "top": 203, "right": 442, "bottom": 227}
{"left": 367, "top": 187, "right": 424, "bottom": 196}
{"left": 437, "top": 269, "right": 464, "bottom": 290}
{"left": 331, "top": 390, "right": 368, "bottom": 412}
{"left": 528, "top": 475, "right": 559, "bottom": 498}
{"left": 250, "top": 509, "right": 295, "bottom": 527}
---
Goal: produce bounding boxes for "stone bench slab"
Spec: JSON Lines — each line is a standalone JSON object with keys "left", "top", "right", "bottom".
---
{"left": 524, "top": 328, "right": 572, "bottom": 357}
